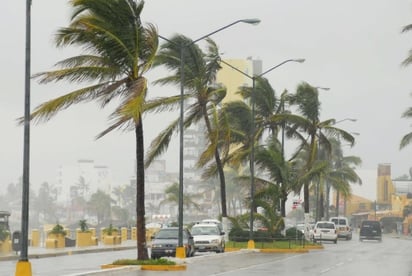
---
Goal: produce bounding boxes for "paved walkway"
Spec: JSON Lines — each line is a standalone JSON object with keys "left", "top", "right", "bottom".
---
{"left": 0, "top": 240, "right": 137, "bottom": 262}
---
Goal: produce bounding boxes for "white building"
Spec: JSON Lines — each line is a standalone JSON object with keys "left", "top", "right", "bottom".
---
{"left": 56, "top": 159, "right": 113, "bottom": 206}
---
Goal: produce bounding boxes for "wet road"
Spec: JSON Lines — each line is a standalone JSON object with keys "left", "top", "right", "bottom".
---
{"left": 1, "top": 233, "right": 412, "bottom": 275}
{"left": 120, "top": 233, "right": 412, "bottom": 276}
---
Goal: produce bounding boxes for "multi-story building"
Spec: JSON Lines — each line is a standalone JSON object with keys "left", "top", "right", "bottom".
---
{"left": 56, "top": 159, "right": 113, "bottom": 206}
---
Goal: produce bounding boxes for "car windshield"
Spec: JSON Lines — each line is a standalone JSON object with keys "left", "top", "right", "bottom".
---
{"left": 317, "top": 223, "right": 335, "bottom": 229}
{"left": 155, "top": 229, "right": 180, "bottom": 239}
{"left": 362, "top": 221, "right": 380, "bottom": 227}
{"left": 331, "top": 219, "right": 346, "bottom": 225}
{"left": 191, "top": 226, "right": 219, "bottom": 235}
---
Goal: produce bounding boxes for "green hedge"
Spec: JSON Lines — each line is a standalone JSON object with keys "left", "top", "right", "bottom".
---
{"left": 229, "top": 228, "right": 283, "bottom": 242}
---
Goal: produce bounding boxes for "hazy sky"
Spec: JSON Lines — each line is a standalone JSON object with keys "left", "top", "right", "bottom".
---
{"left": 1, "top": 1, "right": 412, "bottom": 196}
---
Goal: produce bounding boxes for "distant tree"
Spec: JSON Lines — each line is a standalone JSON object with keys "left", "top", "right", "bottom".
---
{"left": 32, "top": 182, "right": 58, "bottom": 223}
{"left": 160, "top": 183, "right": 201, "bottom": 213}
{"left": 87, "top": 190, "right": 114, "bottom": 225}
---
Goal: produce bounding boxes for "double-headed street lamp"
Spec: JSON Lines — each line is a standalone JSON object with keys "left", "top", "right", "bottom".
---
{"left": 219, "top": 58, "right": 305, "bottom": 248}
{"left": 158, "top": 18, "right": 260, "bottom": 257}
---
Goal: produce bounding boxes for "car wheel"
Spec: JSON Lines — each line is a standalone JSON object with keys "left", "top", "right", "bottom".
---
{"left": 334, "top": 239, "right": 337, "bottom": 244}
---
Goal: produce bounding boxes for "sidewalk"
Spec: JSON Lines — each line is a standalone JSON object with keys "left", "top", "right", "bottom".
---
{"left": 0, "top": 240, "right": 137, "bottom": 262}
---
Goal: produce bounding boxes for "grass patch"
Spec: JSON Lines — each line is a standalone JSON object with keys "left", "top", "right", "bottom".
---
{"left": 112, "top": 258, "right": 176, "bottom": 266}
{"left": 226, "top": 240, "right": 314, "bottom": 249}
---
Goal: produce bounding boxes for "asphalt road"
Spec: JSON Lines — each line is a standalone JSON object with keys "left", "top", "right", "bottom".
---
{"left": 2, "top": 233, "right": 412, "bottom": 275}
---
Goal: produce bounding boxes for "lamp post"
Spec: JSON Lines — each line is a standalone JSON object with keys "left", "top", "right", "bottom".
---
{"left": 327, "top": 118, "right": 357, "bottom": 218}
{"left": 158, "top": 18, "right": 260, "bottom": 257}
{"left": 219, "top": 58, "right": 305, "bottom": 248}
{"left": 313, "top": 86, "right": 331, "bottom": 222}
{"left": 16, "top": 0, "right": 33, "bottom": 275}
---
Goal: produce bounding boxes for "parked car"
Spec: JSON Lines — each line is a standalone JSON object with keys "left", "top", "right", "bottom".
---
{"left": 359, "top": 220, "right": 382, "bottom": 242}
{"left": 191, "top": 223, "right": 225, "bottom": 253}
{"left": 201, "top": 219, "right": 224, "bottom": 233}
{"left": 313, "top": 221, "right": 338, "bottom": 244}
{"left": 329, "top": 216, "right": 352, "bottom": 240}
{"left": 150, "top": 227, "right": 195, "bottom": 259}
{"left": 295, "top": 223, "right": 314, "bottom": 240}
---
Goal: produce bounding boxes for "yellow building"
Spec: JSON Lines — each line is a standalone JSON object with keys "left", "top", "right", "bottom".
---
{"left": 376, "top": 163, "right": 396, "bottom": 208}
{"left": 216, "top": 58, "right": 261, "bottom": 103}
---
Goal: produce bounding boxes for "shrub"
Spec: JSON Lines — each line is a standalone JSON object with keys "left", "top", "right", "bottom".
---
{"left": 79, "top": 219, "right": 89, "bottom": 232}
{"left": 112, "top": 258, "right": 176, "bottom": 265}
{"left": 0, "top": 225, "right": 10, "bottom": 242}
{"left": 50, "top": 223, "right": 67, "bottom": 236}
{"left": 285, "top": 227, "right": 304, "bottom": 239}
{"left": 229, "top": 227, "right": 284, "bottom": 242}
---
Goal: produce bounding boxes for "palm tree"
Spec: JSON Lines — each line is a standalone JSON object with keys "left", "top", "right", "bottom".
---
{"left": 400, "top": 96, "right": 412, "bottom": 149}
{"left": 287, "top": 82, "right": 355, "bottom": 216}
{"left": 400, "top": 24, "right": 412, "bottom": 149}
{"left": 160, "top": 183, "right": 201, "bottom": 214}
{"left": 254, "top": 138, "right": 300, "bottom": 217}
{"left": 316, "top": 137, "right": 362, "bottom": 219}
{"left": 28, "top": 0, "right": 158, "bottom": 260}
{"left": 146, "top": 35, "right": 230, "bottom": 217}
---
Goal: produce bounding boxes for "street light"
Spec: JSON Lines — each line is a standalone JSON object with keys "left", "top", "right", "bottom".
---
{"left": 158, "top": 18, "right": 260, "bottom": 258}
{"left": 219, "top": 58, "right": 305, "bottom": 248}
{"left": 334, "top": 127, "right": 359, "bottom": 217}
{"left": 16, "top": 0, "right": 33, "bottom": 275}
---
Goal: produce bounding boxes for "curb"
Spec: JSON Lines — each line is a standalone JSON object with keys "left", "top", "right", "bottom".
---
{"left": 101, "top": 264, "right": 187, "bottom": 271}
{"left": 0, "top": 245, "right": 137, "bottom": 262}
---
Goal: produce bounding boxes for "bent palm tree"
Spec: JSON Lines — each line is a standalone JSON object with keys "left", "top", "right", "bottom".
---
{"left": 400, "top": 97, "right": 412, "bottom": 149}
{"left": 28, "top": 0, "right": 158, "bottom": 260}
{"left": 287, "top": 82, "right": 355, "bottom": 215}
{"left": 146, "top": 36, "right": 230, "bottom": 216}
{"left": 400, "top": 25, "right": 412, "bottom": 149}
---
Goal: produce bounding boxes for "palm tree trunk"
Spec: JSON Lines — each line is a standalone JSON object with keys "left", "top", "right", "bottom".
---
{"left": 304, "top": 183, "right": 310, "bottom": 213}
{"left": 325, "top": 182, "right": 330, "bottom": 219}
{"left": 280, "top": 191, "right": 287, "bottom": 217}
{"left": 202, "top": 106, "right": 228, "bottom": 217}
{"left": 215, "top": 149, "right": 227, "bottom": 217}
{"left": 135, "top": 118, "right": 148, "bottom": 260}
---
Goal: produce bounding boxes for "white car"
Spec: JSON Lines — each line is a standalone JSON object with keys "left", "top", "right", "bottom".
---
{"left": 313, "top": 221, "right": 338, "bottom": 244}
{"left": 329, "top": 216, "right": 352, "bottom": 240}
{"left": 191, "top": 223, "right": 225, "bottom": 253}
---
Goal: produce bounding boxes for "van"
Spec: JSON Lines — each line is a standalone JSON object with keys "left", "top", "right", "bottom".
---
{"left": 329, "top": 216, "right": 352, "bottom": 240}
{"left": 359, "top": 220, "right": 382, "bottom": 242}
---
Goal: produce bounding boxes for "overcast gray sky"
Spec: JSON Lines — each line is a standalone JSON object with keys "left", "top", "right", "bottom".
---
{"left": 1, "top": 0, "right": 412, "bottom": 195}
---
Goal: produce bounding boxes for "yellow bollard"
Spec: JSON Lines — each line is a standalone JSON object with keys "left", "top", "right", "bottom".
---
{"left": 175, "top": 247, "right": 186, "bottom": 259}
{"left": 15, "top": 260, "right": 32, "bottom": 276}
{"left": 247, "top": 239, "right": 255, "bottom": 249}
{"left": 121, "top": 227, "right": 128, "bottom": 241}
{"left": 131, "top": 227, "right": 137, "bottom": 240}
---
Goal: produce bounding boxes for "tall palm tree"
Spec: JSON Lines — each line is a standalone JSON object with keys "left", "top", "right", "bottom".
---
{"left": 316, "top": 137, "right": 362, "bottom": 219}
{"left": 146, "top": 36, "right": 230, "bottom": 216}
{"left": 400, "top": 23, "right": 412, "bottom": 149}
{"left": 287, "top": 82, "right": 355, "bottom": 216}
{"left": 28, "top": 0, "right": 158, "bottom": 260}
{"left": 254, "top": 138, "right": 300, "bottom": 217}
